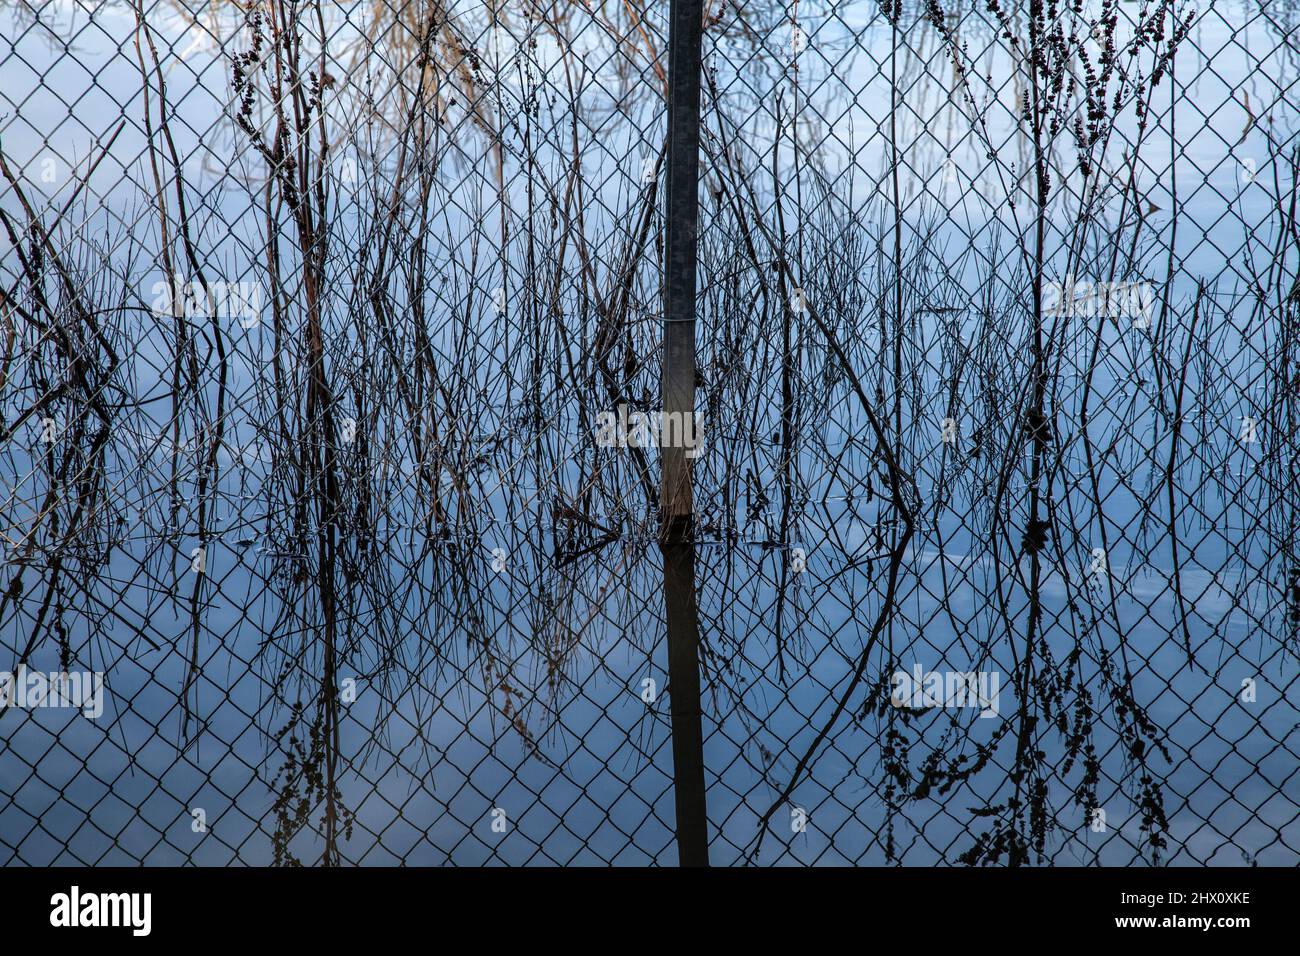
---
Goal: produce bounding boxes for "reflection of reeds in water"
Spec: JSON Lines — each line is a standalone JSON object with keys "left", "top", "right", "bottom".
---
{"left": 1, "top": 0, "right": 1298, "bottom": 865}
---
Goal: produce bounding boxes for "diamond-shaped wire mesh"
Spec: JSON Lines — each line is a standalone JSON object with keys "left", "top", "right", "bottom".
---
{"left": 0, "top": 0, "right": 1296, "bottom": 865}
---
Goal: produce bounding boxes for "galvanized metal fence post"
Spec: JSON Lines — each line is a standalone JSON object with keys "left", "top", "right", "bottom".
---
{"left": 661, "top": 0, "right": 709, "bottom": 867}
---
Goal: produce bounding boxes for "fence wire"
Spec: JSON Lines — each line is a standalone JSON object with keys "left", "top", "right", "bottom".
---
{"left": 0, "top": 0, "right": 1297, "bottom": 865}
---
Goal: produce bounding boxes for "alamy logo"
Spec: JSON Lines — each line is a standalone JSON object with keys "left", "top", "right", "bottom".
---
{"left": 594, "top": 404, "right": 703, "bottom": 458}
{"left": 891, "top": 663, "right": 1001, "bottom": 718}
{"left": 150, "top": 274, "right": 262, "bottom": 328}
{"left": 0, "top": 666, "right": 102, "bottom": 719}
{"left": 50, "top": 886, "right": 151, "bottom": 936}
{"left": 1043, "top": 276, "right": 1153, "bottom": 325}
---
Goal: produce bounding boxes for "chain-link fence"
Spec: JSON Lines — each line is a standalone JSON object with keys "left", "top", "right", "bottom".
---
{"left": 0, "top": 0, "right": 1297, "bottom": 866}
